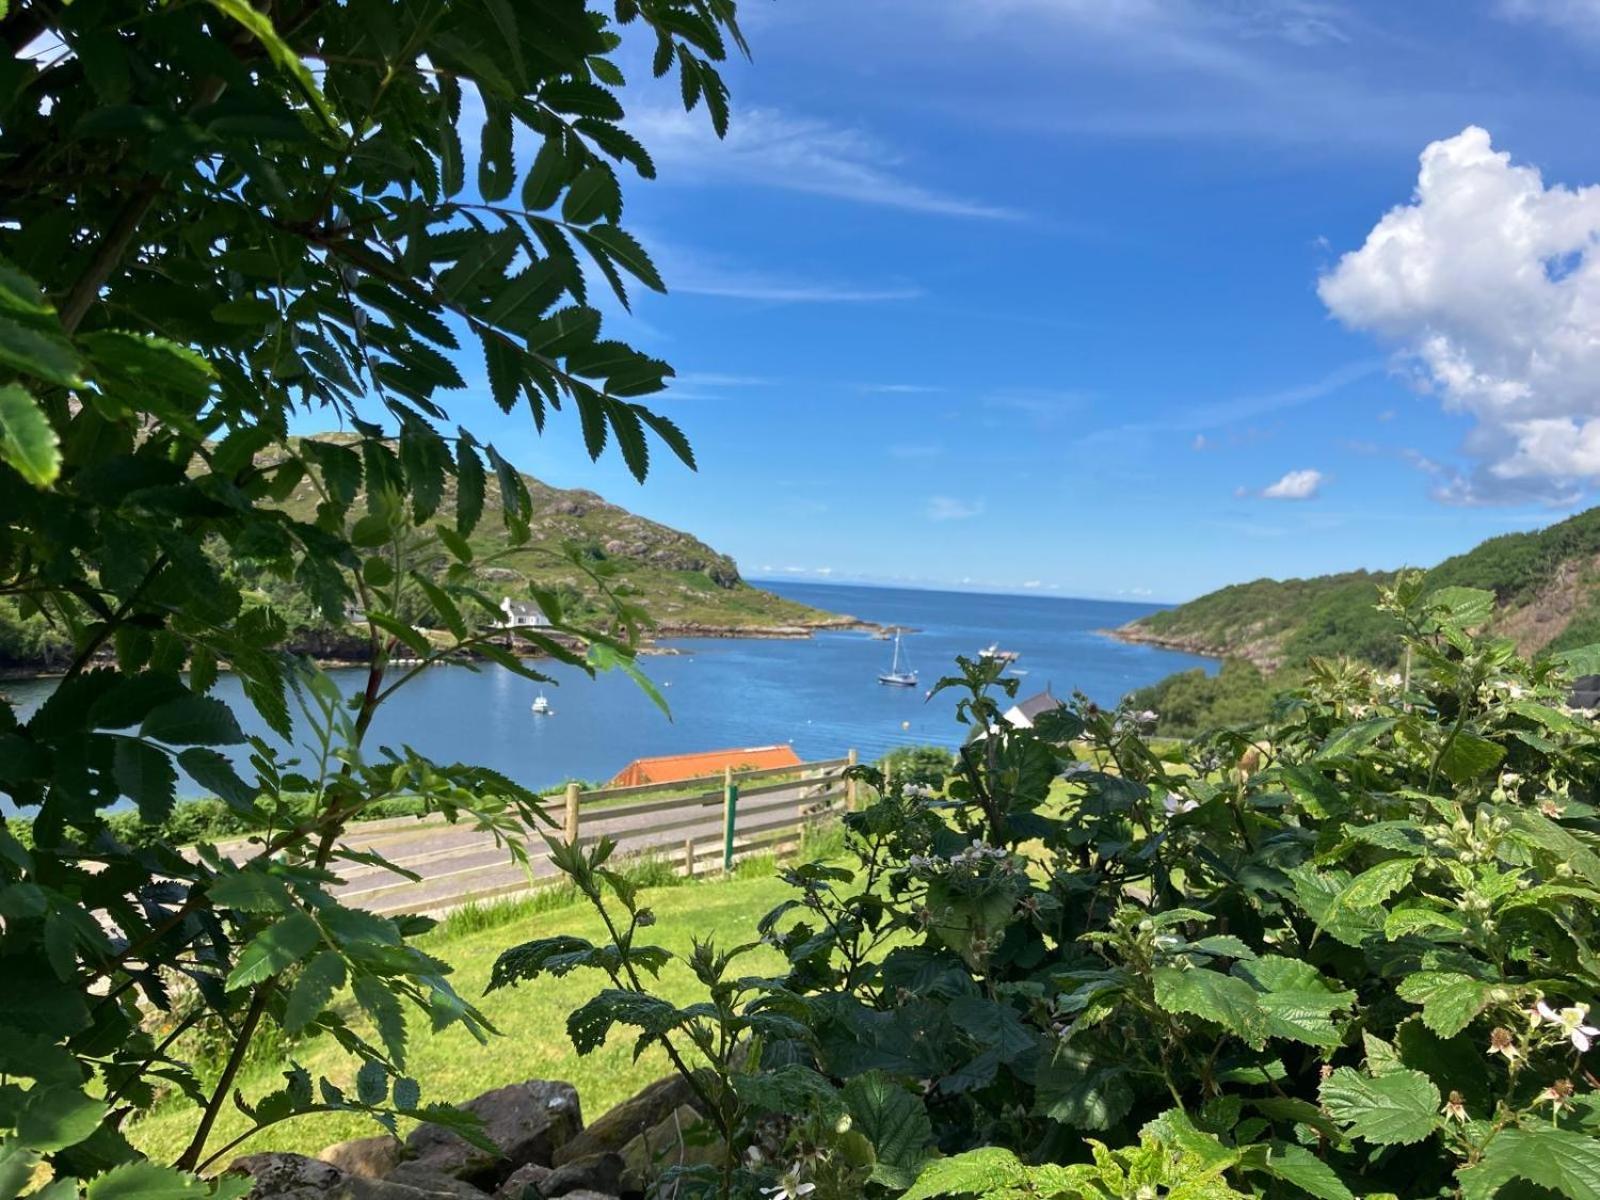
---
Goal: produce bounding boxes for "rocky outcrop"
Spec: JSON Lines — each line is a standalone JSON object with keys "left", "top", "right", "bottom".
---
{"left": 241, "top": 1073, "right": 725, "bottom": 1200}
{"left": 404, "top": 1081, "right": 581, "bottom": 1188}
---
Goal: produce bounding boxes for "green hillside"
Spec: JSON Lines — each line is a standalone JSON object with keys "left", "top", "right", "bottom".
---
{"left": 0, "top": 437, "right": 852, "bottom": 673}
{"left": 1119, "top": 506, "right": 1600, "bottom": 671}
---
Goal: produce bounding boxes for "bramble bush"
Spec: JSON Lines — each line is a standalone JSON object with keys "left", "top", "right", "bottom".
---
{"left": 0, "top": 0, "right": 747, "bottom": 1195}
{"left": 510, "top": 578, "right": 1600, "bottom": 1199}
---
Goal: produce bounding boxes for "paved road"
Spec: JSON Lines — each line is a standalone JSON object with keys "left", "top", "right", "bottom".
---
{"left": 312, "top": 778, "right": 843, "bottom": 915}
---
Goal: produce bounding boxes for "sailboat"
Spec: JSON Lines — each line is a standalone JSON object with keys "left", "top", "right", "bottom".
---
{"left": 530, "top": 692, "right": 553, "bottom": 716}
{"left": 878, "top": 629, "right": 918, "bottom": 687}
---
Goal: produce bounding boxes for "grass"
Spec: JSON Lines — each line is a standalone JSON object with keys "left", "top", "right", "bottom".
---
{"left": 127, "top": 870, "right": 794, "bottom": 1167}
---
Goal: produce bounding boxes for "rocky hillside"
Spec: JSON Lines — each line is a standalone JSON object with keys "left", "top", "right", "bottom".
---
{"left": 1116, "top": 506, "right": 1600, "bottom": 670}
{"left": 271, "top": 436, "right": 850, "bottom": 636}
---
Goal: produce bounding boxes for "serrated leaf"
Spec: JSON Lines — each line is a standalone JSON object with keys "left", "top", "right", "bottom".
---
{"left": 1153, "top": 966, "right": 1271, "bottom": 1049}
{"left": 1264, "top": 1142, "right": 1355, "bottom": 1200}
{"left": 902, "top": 1148, "right": 1027, "bottom": 1200}
{"left": 0, "top": 316, "right": 83, "bottom": 387}
{"left": 86, "top": 1162, "right": 216, "bottom": 1200}
{"left": 1427, "top": 585, "right": 1494, "bottom": 627}
{"left": 1459, "top": 1126, "right": 1600, "bottom": 1200}
{"left": 1319, "top": 1067, "right": 1439, "bottom": 1147}
{"left": 208, "top": 868, "right": 294, "bottom": 914}
{"left": 843, "top": 1071, "right": 934, "bottom": 1190}
{"left": 1395, "top": 972, "right": 1492, "bottom": 1038}
{"left": 284, "top": 952, "right": 347, "bottom": 1034}
{"left": 112, "top": 737, "right": 177, "bottom": 823}
{"left": 140, "top": 695, "right": 246, "bottom": 746}
{"left": 0, "top": 383, "right": 60, "bottom": 486}
{"left": 18, "top": 1084, "right": 107, "bottom": 1152}
{"left": 226, "top": 912, "right": 321, "bottom": 991}
{"left": 1437, "top": 732, "right": 1504, "bottom": 784}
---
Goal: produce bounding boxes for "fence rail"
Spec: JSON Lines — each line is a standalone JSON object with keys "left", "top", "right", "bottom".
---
{"left": 335, "top": 749, "right": 859, "bottom": 917}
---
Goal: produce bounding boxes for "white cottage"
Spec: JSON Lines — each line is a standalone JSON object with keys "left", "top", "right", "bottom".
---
{"left": 498, "top": 598, "right": 551, "bottom": 629}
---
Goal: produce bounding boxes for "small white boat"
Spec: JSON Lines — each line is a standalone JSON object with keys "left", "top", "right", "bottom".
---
{"left": 878, "top": 629, "right": 918, "bottom": 688}
{"left": 530, "top": 693, "right": 553, "bottom": 716}
{"left": 979, "top": 642, "right": 1020, "bottom": 664}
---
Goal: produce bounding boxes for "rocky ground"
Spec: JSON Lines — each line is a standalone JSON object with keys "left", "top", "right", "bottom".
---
{"left": 230, "top": 1072, "right": 719, "bottom": 1200}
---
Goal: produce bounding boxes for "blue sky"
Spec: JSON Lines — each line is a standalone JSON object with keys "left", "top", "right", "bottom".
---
{"left": 420, "top": 1, "right": 1600, "bottom": 602}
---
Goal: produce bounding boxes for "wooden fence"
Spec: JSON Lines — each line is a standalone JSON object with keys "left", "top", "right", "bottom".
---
{"left": 322, "top": 750, "right": 858, "bottom": 917}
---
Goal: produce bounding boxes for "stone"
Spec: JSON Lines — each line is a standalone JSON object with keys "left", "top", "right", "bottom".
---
{"left": 227, "top": 1153, "right": 493, "bottom": 1200}
{"left": 382, "top": 1166, "right": 493, "bottom": 1200}
{"left": 552, "top": 1075, "right": 703, "bottom": 1167}
{"left": 230, "top": 1152, "right": 343, "bottom": 1198}
{"left": 405, "top": 1081, "right": 582, "bottom": 1187}
{"left": 319, "top": 1137, "right": 404, "bottom": 1180}
{"left": 492, "top": 1164, "right": 552, "bottom": 1199}
{"left": 494, "top": 1154, "right": 620, "bottom": 1199}
{"left": 617, "top": 1105, "right": 723, "bottom": 1196}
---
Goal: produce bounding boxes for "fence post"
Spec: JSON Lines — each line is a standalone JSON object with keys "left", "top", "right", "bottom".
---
{"left": 845, "top": 748, "right": 858, "bottom": 812}
{"left": 564, "top": 782, "right": 581, "bottom": 845}
{"left": 722, "top": 765, "right": 737, "bottom": 873}
{"left": 683, "top": 837, "right": 696, "bottom": 879}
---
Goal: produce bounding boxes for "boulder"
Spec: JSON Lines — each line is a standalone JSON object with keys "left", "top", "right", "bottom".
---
{"left": 227, "top": 1153, "right": 492, "bottom": 1200}
{"left": 552, "top": 1075, "right": 703, "bottom": 1167}
{"left": 319, "top": 1137, "right": 403, "bottom": 1180}
{"left": 382, "top": 1166, "right": 493, "bottom": 1200}
{"left": 230, "top": 1152, "right": 343, "bottom": 1198}
{"left": 405, "top": 1081, "right": 581, "bottom": 1187}
{"left": 495, "top": 1154, "right": 621, "bottom": 1199}
{"left": 617, "top": 1105, "right": 723, "bottom": 1196}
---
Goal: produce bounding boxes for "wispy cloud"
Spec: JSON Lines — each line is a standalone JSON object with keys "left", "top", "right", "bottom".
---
{"left": 644, "top": 234, "right": 924, "bottom": 305}
{"left": 676, "top": 277, "right": 923, "bottom": 304}
{"left": 629, "top": 105, "right": 1020, "bottom": 220}
{"left": 1074, "top": 360, "right": 1380, "bottom": 451}
{"left": 859, "top": 383, "right": 945, "bottom": 395}
{"left": 927, "top": 495, "right": 985, "bottom": 521}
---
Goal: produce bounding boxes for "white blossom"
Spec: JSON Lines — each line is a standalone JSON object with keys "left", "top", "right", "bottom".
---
{"left": 1535, "top": 1000, "right": 1599, "bottom": 1052}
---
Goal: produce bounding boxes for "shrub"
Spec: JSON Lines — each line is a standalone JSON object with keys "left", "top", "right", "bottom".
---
{"left": 516, "top": 578, "right": 1600, "bottom": 1199}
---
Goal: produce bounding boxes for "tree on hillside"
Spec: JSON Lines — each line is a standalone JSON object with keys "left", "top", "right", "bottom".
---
{"left": 0, "top": 0, "right": 744, "bottom": 1189}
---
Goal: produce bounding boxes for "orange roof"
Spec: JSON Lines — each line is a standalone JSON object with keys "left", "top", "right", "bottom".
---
{"left": 609, "top": 744, "right": 801, "bottom": 788}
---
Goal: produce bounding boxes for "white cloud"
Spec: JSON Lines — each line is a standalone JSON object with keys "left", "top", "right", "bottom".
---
{"left": 1021, "top": 580, "right": 1043, "bottom": 589}
{"left": 1260, "top": 468, "right": 1325, "bottom": 500}
{"left": 859, "top": 383, "right": 945, "bottom": 394}
{"left": 926, "top": 496, "right": 985, "bottom": 520}
{"left": 629, "top": 106, "right": 1018, "bottom": 220}
{"left": 1318, "top": 126, "right": 1600, "bottom": 503}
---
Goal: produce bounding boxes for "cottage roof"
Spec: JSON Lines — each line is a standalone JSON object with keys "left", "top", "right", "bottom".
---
{"left": 609, "top": 744, "right": 802, "bottom": 788}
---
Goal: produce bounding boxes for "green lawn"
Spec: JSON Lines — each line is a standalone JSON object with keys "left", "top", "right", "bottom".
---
{"left": 127, "top": 874, "right": 792, "bottom": 1167}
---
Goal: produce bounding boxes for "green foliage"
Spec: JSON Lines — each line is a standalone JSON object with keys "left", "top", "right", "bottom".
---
{"left": 554, "top": 582, "right": 1600, "bottom": 1199}
{"left": 879, "top": 744, "right": 959, "bottom": 790}
{"left": 1125, "top": 658, "right": 1274, "bottom": 737}
{"left": 1127, "top": 503, "right": 1600, "bottom": 671}
{"left": 0, "top": 0, "right": 751, "bottom": 1194}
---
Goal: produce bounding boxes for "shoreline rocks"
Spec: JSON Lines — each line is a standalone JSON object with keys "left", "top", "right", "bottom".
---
{"left": 238, "top": 1072, "right": 722, "bottom": 1200}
